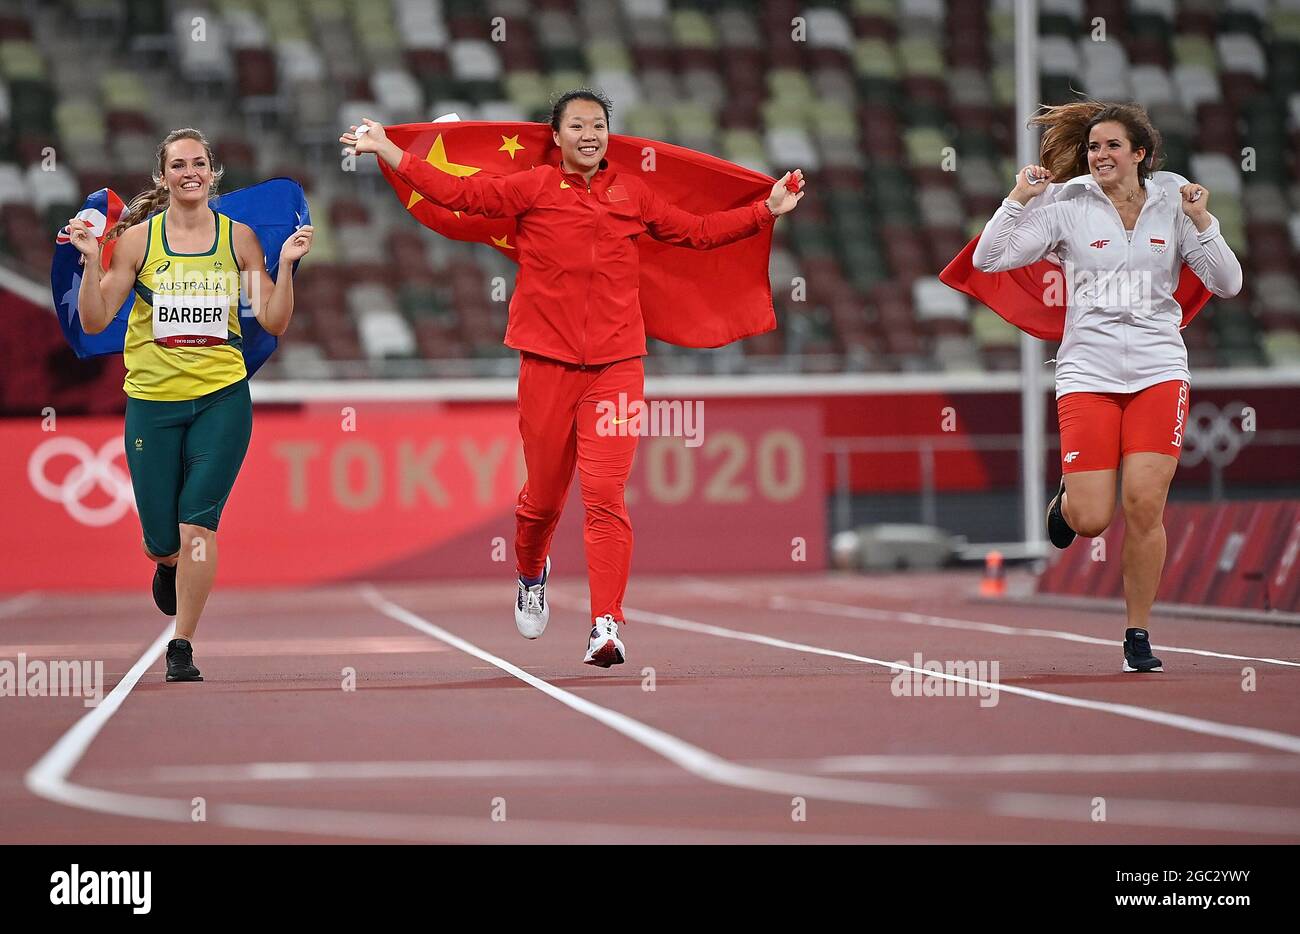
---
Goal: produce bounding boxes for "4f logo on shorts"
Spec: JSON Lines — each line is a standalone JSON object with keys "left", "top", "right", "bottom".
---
{"left": 1064, "top": 451, "right": 1080, "bottom": 463}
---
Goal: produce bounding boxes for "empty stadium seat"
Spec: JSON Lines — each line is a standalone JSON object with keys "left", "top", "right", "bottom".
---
{"left": 0, "top": 0, "right": 1293, "bottom": 384}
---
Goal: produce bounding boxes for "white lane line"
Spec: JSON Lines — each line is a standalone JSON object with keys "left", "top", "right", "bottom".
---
{"left": 24, "top": 624, "right": 192, "bottom": 823}
{"left": 682, "top": 581, "right": 1300, "bottom": 669}
{"left": 23, "top": 595, "right": 1300, "bottom": 839}
{"left": 0, "top": 591, "right": 40, "bottom": 619}
{"left": 618, "top": 604, "right": 1300, "bottom": 756}
{"left": 370, "top": 588, "right": 1300, "bottom": 836}
{"left": 803, "top": 752, "right": 1300, "bottom": 775}
{"left": 16, "top": 619, "right": 914, "bottom": 844}
{"left": 987, "top": 793, "right": 1300, "bottom": 836}
{"left": 92, "top": 752, "right": 1300, "bottom": 786}
{"left": 359, "top": 586, "right": 943, "bottom": 810}
{"left": 141, "top": 759, "right": 656, "bottom": 783}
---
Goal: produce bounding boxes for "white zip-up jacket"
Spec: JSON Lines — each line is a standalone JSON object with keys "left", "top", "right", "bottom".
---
{"left": 972, "top": 171, "right": 1243, "bottom": 397}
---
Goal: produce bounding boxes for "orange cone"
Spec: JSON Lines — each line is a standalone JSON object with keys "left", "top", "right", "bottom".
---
{"left": 980, "top": 550, "right": 1006, "bottom": 596}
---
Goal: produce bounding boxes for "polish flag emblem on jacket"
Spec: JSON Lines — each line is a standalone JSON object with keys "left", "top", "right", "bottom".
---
{"left": 1149, "top": 237, "right": 1167, "bottom": 254}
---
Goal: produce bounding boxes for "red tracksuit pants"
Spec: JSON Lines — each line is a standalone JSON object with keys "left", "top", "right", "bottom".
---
{"left": 514, "top": 352, "right": 643, "bottom": 623}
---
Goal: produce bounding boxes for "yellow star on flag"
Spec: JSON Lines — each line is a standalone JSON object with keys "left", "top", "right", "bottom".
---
{"left": 560, "top": 180, "right": 570, "bottom": 189}
{"left": 407, "top": 134, "right": 481, "bottom": 210}
{"left": 490, "top": 234, "right": 514, "bottom": 250}
{"left": 498, "top": 135, "right": 524, "bottom": 159}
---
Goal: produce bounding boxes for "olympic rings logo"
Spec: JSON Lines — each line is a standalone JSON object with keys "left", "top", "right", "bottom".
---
{"left": 1181, "top": 401, "right": 1254, "bottom": 469}
{"left": 27, "top": 437, "right": 137, "bottom": 527}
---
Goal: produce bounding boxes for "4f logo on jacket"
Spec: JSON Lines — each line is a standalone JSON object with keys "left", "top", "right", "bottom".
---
{"left": 1089, "top": 239, "right": 1109, "bottom": 249}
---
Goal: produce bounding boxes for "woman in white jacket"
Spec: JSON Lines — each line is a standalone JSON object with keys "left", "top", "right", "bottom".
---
{"left": 974, "top": 101, "right": 1243, "bottom": 673}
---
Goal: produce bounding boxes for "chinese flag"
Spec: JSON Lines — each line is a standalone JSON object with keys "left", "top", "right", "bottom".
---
{"left": 939, "top": 236, "right": 1213, "bottom": 341}
{"left": 378, "top": 121, "right": 777, "bottom": 348}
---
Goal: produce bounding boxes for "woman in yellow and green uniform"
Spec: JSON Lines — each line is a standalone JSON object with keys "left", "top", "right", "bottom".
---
{"left": 67, "top": 128, "right": 313, "bottom": 682}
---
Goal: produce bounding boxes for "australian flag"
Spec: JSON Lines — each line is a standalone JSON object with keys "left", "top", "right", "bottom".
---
{"left": 51, "top": 178, "right": 310, "bottom": 377}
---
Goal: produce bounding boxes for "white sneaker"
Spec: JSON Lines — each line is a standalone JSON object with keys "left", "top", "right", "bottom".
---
{"left": 583, "top": 614, "right": 626, "bottom": 668}
{"left": 514, "top": 556, "right": 550, "bottom": 639}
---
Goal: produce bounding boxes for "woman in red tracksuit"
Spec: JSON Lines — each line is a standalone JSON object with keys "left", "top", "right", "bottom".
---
{"left": 341, "top": 89, "right": 804, "bottom": 667}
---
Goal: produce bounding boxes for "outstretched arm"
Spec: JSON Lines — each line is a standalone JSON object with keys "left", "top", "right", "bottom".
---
{"left": 341, "top": 118, "right": 541, "bottom": 218}
{"left": 641, "top": 169, "right": 804, "bottom": 250}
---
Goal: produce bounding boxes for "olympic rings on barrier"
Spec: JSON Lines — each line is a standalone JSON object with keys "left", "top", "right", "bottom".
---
{"left": 27, "top": 436, "right": 137, "bottom": 527}
{"left": 1181, "top": 400, "right": 1253, "bottom": 469}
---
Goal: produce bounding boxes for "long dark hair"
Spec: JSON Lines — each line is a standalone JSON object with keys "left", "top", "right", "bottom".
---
{"left": 1030, "top": 100, "right": 1163, "bottom": 183}
{"left": 107, "top": 128, "right": 224, "bottom": 240}
{"left": 549, "top": 88, "right": 613, "bottom": 130}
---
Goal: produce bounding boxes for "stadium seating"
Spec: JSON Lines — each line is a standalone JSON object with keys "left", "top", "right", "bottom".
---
{"left": 0, "top": 0, "right": 1297, "bottom": 390}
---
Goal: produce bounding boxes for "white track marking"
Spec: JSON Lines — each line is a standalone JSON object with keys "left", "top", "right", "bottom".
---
{"left": 21, "top": 595, "right": 1300, "bottom": 840}
{"left": 139, "top": 759, "right": 667, "bottom": 783}
{"left": 360, "top": 586, "right": 943, "bottom": 810}
{"left": 16, "top": 620, "right": 916, "bottom": 843}
{"left": 86, "top": 753, "right": 1297, "bottom": 786}
{"left": 987, "top": 793, "right": 1300, "bottom": 836}
{"left": 681, "top": 581, "right": 1300, "bottom": 668}
{"left": 618, "top": 605, "right": 1300, "bottom": 756}
{"left": 368, "top": 588, "right": 1300, "bottom": 835}
{"left": 25, "top": 625, "right": 189, "bottom": 822}
{"left": 804, "top": 752, "right": 1300, "bottom": 775}
{"left": 0, "top": 591, "right": 40, "bottom": 619}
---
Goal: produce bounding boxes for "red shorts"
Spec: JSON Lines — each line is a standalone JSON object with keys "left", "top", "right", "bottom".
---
{"left": 1057, "top": 379, "right": 1189, "bottom": 473}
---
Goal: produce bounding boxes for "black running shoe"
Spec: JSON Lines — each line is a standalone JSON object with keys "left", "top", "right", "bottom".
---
{"left": 165, "top": 638, "right": 203, "bottom": 682}
{"left": 1123, "top": 628, "right": 1163, "bottom": 673}
{"left": 1046, "top": 477, "right": 1077, "bottom": 549}
{"left": 152, "top": 563, "right": 177, "bottom": 616}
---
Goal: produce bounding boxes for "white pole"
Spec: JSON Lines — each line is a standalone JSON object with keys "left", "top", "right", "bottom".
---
{"left": 1015, "top": 0, "right": 1046, "bottom": 552}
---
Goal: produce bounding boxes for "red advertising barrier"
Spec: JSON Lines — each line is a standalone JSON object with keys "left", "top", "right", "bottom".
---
{"left": 0, "top": 399, "right": 823, "bottom": 592}
{"left": 1036, "top": 500, "right": 1300, "bottom": 613}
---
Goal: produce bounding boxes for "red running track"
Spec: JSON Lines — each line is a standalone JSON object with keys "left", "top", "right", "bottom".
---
{"left": 2, "top": 570, "right": 1298, "bottom": 844}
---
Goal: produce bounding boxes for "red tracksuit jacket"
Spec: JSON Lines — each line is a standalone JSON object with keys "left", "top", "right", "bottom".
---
{"left": 394, "top": 149, "right": 776, "bottom": 365}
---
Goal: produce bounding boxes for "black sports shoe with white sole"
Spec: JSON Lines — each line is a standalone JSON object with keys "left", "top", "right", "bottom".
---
{"left": 166, "top": 638, "right": 203, "bottom": 682}
{"left": 153, "top": 562, "right": 177, "bottom": 616}
{"left": 1046, "top": 477, "right": 1077, "bottom": 549}
{"left": 1123, "top": 628, "right": 1163, "bottom": 673}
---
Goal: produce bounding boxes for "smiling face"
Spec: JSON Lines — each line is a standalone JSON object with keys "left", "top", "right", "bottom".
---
{"left": 1086, "top": 121, "right": 1145, "bottom": 188}
{"left": 553, "top": 99, "right": 608, "bottom": 175}
{"left": 162, "top": 137, "right": 214, "bottom": 205}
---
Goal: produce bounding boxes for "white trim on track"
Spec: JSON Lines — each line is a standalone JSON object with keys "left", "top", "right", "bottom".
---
{"left": 681, "top": 581, "right": 1300, "bottom": 669}
{"left": 368, "top": 588, "right": 1300, "bottom": 835}
{"left": 616, "top": 603, "right": 1300, "bottom": 755}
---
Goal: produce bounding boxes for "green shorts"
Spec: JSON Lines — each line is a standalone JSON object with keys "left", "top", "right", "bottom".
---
{"left": 124, "top": 378, "right": 253, "bottom": 558}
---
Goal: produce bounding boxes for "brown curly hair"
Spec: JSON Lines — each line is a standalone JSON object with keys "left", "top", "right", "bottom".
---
{"left": 1030, "top": 99, "right": 1163, "bottom": 184}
